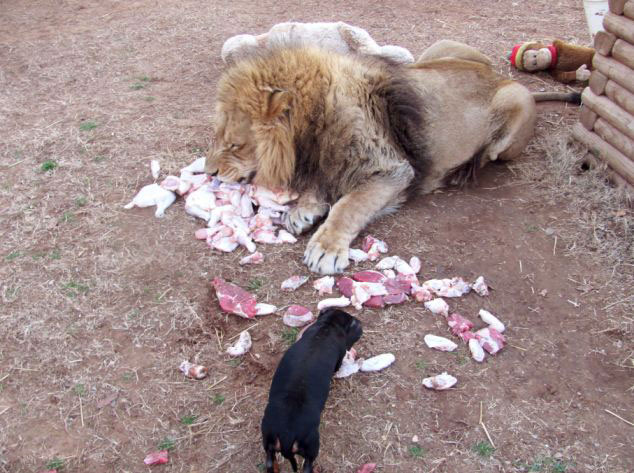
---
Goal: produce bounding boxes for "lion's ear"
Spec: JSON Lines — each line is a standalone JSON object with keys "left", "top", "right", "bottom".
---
{"left": 261, "top": 88, "right": 292, "bottom": 121}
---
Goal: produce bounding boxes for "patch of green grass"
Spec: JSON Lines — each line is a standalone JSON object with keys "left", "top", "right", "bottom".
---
{"left": 472, "top": 441, "right": 495, "bottom": 458}
{"left": 79, "top": 121, "right": 97, "bottom": 131}
{"left": 281, "top": 327, "right": 299, "bottom": 346}
{"left": 0, "top": 383, "right": 4, "bottom": 393}
{"left": 138, "top": 75, "right": 151, "bottom": 82}
{"left": 180, "top": 414, "right": 197, "bottom": 425}
{"left": 226, "top": 359, "right": 242, "bottom": 368}
{"left": 144, "top": 96, "right": 156, "bottom": 102}
{"left": 524, "top": 223, "right": 539, "bottom": 233}
{"left": 75, "top": 196, "right": 87, "bottom": 208}
{"left": 4, "top": 286, "right": 19, "bottom": 300}
{"left": 94, "top": 155, "right": 106, "bottom": 163}
{"left": 73, "top": 384, "right": 86, "bottom": 396}
{"left": 128, "top": 309, "right": 140, "bottom": 319}
{"left": 409, "top": 445, "right": 425, "bottom": 459}
{"left": 130, "top": 82, "right": 145, "bottom": 90}
{"left": 62, "top": 281, "right": 89, "bottom": 298}
{"left": 122, "top": 372, "right": 134, "bottom": 382}
{"left": 212, "top": 394, "right": 225, "bottom": 405}
{"left": 247, "top": 278, "right": 264, "bottom": 291}
{"left": 46, "top": 457, "right": 65, "bottom": 470}
{"left": 40, "top": 160, "right": 58, "bottom": 172}
{"left": 158, "top": 437, "right": 176, "bottom": 451}
{"left": 5, "top": 251, "right": 21, "bottom": 262}
{"left": 49, "top": 249, "right": 61, "bottom": 260}
{"left": 60, "top": 212, "right": 75, "bottom": 223}
{"left": 257, "top": 463, "right": 266, "bottom": 472}
{"left": 415, "top": 360, "right": 427, "bottom": 371}
{"left": 523, "top": 456, "right": 573, "bottom": 472}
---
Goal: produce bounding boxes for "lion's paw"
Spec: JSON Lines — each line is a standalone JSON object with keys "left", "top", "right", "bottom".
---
{"left": 303, "top": 238, "right": 350, "bottom": 275}
{"left": 284, "top": 206, "right": 321, "bottom": 235}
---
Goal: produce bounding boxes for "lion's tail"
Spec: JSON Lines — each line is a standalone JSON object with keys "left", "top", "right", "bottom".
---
{"left": 532, "top": 91, "right": 581, "bottom": 105}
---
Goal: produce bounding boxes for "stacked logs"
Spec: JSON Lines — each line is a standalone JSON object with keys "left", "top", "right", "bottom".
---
{"left": 574, "top": 0, "right": 634, "bottom": 187}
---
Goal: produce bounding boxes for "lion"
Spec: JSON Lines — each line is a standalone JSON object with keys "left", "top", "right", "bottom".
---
{"left": 205, "top": 41, "right": 538, "bottom": 275}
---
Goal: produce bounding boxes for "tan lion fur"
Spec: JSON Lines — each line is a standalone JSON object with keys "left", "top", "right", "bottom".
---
{"left": 206, "top": 43, "right": 536, "bottom": 274}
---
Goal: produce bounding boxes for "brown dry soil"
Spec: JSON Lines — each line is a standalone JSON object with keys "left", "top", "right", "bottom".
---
{"left": 1, "top": 1, "right": 632, "bottom": 472}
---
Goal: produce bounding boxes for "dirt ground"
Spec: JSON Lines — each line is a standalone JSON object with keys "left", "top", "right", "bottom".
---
{"left": 1, "top": 1, "right": 632, "bottom": 472}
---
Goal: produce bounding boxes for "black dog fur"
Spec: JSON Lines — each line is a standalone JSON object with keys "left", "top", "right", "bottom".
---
{"left": 261, "top": 308, "right": 363, "bottom": 473}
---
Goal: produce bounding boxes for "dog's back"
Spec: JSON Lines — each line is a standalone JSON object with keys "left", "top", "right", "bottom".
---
{"left": 262, "top": 309, "right": 362, "bottom": 472}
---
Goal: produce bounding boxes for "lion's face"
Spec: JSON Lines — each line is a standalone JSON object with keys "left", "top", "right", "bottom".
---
{"left": 205, "top": 107, "right": 257, "bottom": 183}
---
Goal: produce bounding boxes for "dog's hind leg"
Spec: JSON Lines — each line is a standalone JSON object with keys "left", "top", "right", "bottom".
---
{"left": 265, "top": 446, "right": 278, "bottom": 473}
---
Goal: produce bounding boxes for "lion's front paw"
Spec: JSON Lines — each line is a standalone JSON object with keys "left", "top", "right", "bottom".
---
{"left": 284, "top": 206, "right": 322, "bottom": 235}
{"left": 303, "top": 236, "right": 350, "bottom": 275}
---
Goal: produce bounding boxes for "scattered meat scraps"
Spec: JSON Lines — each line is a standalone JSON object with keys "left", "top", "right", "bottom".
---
{"left": 255, "top": 303, "right": 277, "bottom": 316}
{"left": 179, "top": 361, "right": 208, "bottom": 380}
{"left": 478, "top": 309, "right": 505, "bottom": 332}
{"left": 356, "top": 463, "right": 377, "bottom": 473}
{"left": 422, "top": 372, "right": 457, "bottom": 390}
{"left": 212, "top": 278, "right": 257, "bottom": 319}
{"left": 226, "top": 330, "right": 252, "bottom": 356}
{"left": 472, "top": 276, "right": 489, "bottom": 296}
{"left": 476, "top": 327, "right": 505, "bottom": 354}
{"left": 334, "top": 350, "right": 360, "bottom": 378}
{"left": 424, "top": 298, "right": 449, "bottom": 317}
{"left": 239, "top": 252, "right": 263, "bottom": 265}
{"left": 361, "top": 235, "right": 388, "bottom": 261}
{"left": 313, "top": 276, "right": 335, "bottom": 295}
{"left": 281, "top": 275, "right": 309, "bottom": 291}
{"left": 447, "top": 313, "right": 474, "bottom": 335}
{"left": 150, "top": 160, "right": 160, "bottom": 180}
{"left": 144, "top": 450, "right": 169, "bottom": 466}
{"left": 423, "top": 277, "right": 471, "bottom": 298}
{"left": 424, "top": 334, "right": 458, "bottom": 352}
{"left": 469, "top": 338, "right": 486, "bottom": 362}
{"left": 336, "top": 276, "right": 354, "bottom": 297}
{"left": 348, "top": 248, "right": 369, "bottom": 263}
{"left": 317, "top": 296, "right": 350, "bottom": 310}
{"left": 352, "top": 270, "right": 387, "bottom": 283}
{"left": 409, "top": 256, "right": 421, "bottom": 274}
{"left": 360, "top": 353, "right": 395, "bottom": 372}
{"left": 124, "top": 183, "right": 176, "bottom": 218}
{"left": 375, "top": 256, "right": 399, "bottom": 270}
{"left": 283, "top": 305, "right": 314, "bottom": 327}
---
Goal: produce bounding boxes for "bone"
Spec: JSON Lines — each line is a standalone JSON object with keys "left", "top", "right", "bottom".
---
{"left": 150, "top": 160, "right": 161, "bottom": 180}
{"left": 360, "top": 353, "right": 395, "bottom": 372}
{"left": 281, "top": 275, "right": 309, "bottom": 291}
{"left": 424, "top": 334, "right": 458, "bottom": 352}
{"left": 422, "top": 372, "right": 457, "bottom": 390}
{"left": 226, "top": 330, "right": 252, "bottom": 356}
{"left": 478, "top": 309, "right": 505, "bottom": 332}
{"left": 469, "top": 338, "right": 486, "bottom": 362}
{"left": 317, "top": 296, "right": 350, "bottom": 310}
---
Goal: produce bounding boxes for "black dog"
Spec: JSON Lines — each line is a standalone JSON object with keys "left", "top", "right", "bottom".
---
{"left": 261, "top": 308, "right": 363, "bottom": 473}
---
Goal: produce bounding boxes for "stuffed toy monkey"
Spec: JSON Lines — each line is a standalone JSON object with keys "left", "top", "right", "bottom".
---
{"left": 221, "top": 21, "right": 415, "bottom": 65}
{"left": 509, "top": 39, "right": 594, "bottom": 83}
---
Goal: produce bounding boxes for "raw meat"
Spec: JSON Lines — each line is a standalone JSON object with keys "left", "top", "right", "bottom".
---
{"left": 422, "top": 372, "right": 457, "bottom": 390}
{"left": 411, "top": 284, "right": 433, "bottom": 302}
{"left": 352, "top": 270, "right": 387, "bottom": 283}
{"left": 356, "top": 464, "right": 377, "bottom": 473}
{"left": 394, "top": 258, "right": 416, "bottom": 275}
{"left": 144, "top": 450, "right": 169, "bottom": 466}
{"left": 336, "top": 277, "right": 354, "bottom": 297}
{"left": 469, "top": 338, "right": 486, "bottom": 362}
{"left": 472, "top": 276, "right": 489, "bottom": 296}
{"left": 255, "top": 303, "right": 277, "bottom": 315}
{"left": 478, "top": 309, "right": 505, "bottom": 332}
{"left": 409, "top": 256, "right": 421, "bottom": 274}
{"left": 226, "top": 330, "right": 252, "bottom": 356}
{"left": 424, "top": 334, "right": 458, "bottom": 352}
{"left": 150, "top": 160, "right": 160, "bottom": 180}
{"left": 351, "top": 281, "right": 388, "bottom": 309}
{"left": 423, "top": 277, "right": 471, "bottom": 298}
{"left": 476, "top": 327, "right": 505, "bottom": 355}
{"left": 313, "top": 276, "right": 335, "bottom": 295}
{"left": 283, "top": 305, "right": 314, "bottom": 327}
{"left": 458, "top": 330, "right": 477, "bottom": 343}
{"left": 161, "top": 175, "right": 192, "bottom": 195}
{"left": 360, "top": 353, "right": 395, "bottom": 372}
{"left": 239, "top": 252, "right": 263, "bottom": 265}
{"left": 362, "top": 235, "right": 388, "bottom": 260}
{"left": 447, "top": 313, "right": 474, "bottom": 335}
{"left": 212, "top": 278, "right": 258, "bottom": 319}
{"left": 281, "top": 275, "right": 309, "bottom": 291}
{"left": 382, "top": 269, "right": 396, "bottom": 279}
{"left": 179, "top": 361, "right": 208, "bottom": 380}
{"left": 424, "top": 298, "right": 449, "bottom": 317}
{"left": 348, "top": 248, "right": 369, "bottom": 263}
{"left": 383, "top": 292, "right": 408, "bottom": 305}
{"left": 317, "top": 296, "right": 350, "bottom": 310}
{"left": 180, "top": 156, "right": 206, "bottom": 173}
{"left": 334, "top": 350, "right": 360, "bottom": 378}
{"left": 376, "top": 256, "right": 399, "bottom": 270}
{"left": 363, "top": 295, "right": 385, "bottom": 308}
{"left": 124, "top": 183, "right": 176, "bottom": 218}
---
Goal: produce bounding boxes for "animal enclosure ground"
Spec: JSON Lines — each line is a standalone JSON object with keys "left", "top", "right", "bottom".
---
{"left": 0, "top": 1, "right": 632, "bottom": 472}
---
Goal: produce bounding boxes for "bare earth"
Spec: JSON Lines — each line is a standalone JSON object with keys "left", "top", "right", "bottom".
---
{"left": 0, "top": 1, "right": 632, "bottom": 472}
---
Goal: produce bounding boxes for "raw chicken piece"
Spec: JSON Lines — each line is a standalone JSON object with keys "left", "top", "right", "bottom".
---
{"left": 144, "top": 450, "right": 169, "bottom": 466}
{"left": 283, "top": 305, "right": 314, "bottom": 327}
{"left": 362, "top": 235, "right": 388, "bottom": 254}
{"left": 180, "top": 171, "right": 210, "bottom": 191}
{"left": 239, "top": 193, "right": 254, "bottom": 218}
{"left": 384, "top": 276, "right": 412, "bottom": 295}
{"left": 411, "top": 284, "right": 433, "bottom": 302}
{"left": 234, "top": 229, "right": 256, "bottom": 253}
{"left": 478, "top": 309, "right": 505, "bottom": 333}
{"left": 423, "top": 277, "right": 471, "bottom": 298}
{"left": 185, "top": 185, "right": 216, "bottom": 220}
{"left": 424, "top": 298, "right": 449, "bottom": 317}
{"left": 383, "top": 292, "right": 408, "bottom": 305}
{"left": 212, "top": 278, "right": 258, "bottom": 318}
{"left": 281, "top": 275, "right": 309, "bottom": 291}
{"left": 422, "top": 372, "right": 457, "bottom": 390}
{"left": 277, "top": 229, "right": 297, "bottom": 243}
{"left": 458, "top": 330, "right": 477, "bottom": 343}
{"left": 351, "top": 281, "right": 388, "bottom": 309}
{"left": 179, "top": 361, "right": 208, "bottom": 379}
{"left": 161, "top": 175, "right": 193, "bottom": 196}
{"left": 255, "top": 303, "right": 277, "bottom": 315}
{"left": 209, "top": 205, "right": 236, "bottom": 227}
{"left": 355, "top": 463, "right": 377, "bottom": 473}
{"left": 424, "top": 334, "right": 458, "bottom": 352}
{"left": 363, "top": 295, "right": 385, "bottom": 308}
{"left": 348, "top": 248, "right": 369, "bottom": 263}
{"left": 252, "top": 228, "right": 278, "bottom": 244}
{"left": 472, "top": 276, "right": 489, "bottom": 296}
{"left": 150, "top": 160, "right": 160, "bottom": 180}
{"left": 382, "top": 269, "right": 396, "bottom": 279}
{"left": 317, "top": 296, "right": 350, "bottom": 310}
{"left": 376, "top": 256, "right": 399, "bottom": 270}
{"left": 313, "top": 276, "right": 335, "bottom": 295}
{"left": 469, "top": 338, "right": 486, "bottom": 362}
{"left": 226, "top": 330, "right": 252, "bottom": 356}
{"left": 336, "top": 277, "right": 354, "bottom": 297}
{"left": 124, "top": 183, "right": 176, "bottom": 218}
{"left": 447, "top": 313, "right": 474, "bottom": 335}
{"left": 180, "top": 156, "right": 206, "bottom": 174}
{"left": 394, "top": 258, "right": 416, "bottom": 276}
{"left": 476, "top": 327, "right": 505, "bottom": 354}
{"left": 409, "top": 256, "right": 421, "bottom": 274}
{"left": 352, "top": 270, "right": 387, "bottom": 283}
{"left": 334, "top": 350, "right": 360, "bottom": 378}
{"left": 212, "top": 237, "right": 239, "bottom": 253}
{"left": 239, "top": 252, "right": 263, "bottom": 265}
{"left": 360, "top": 353, "right": 395, "bottom": 372}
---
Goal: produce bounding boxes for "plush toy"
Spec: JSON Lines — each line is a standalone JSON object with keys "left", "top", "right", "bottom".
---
{"left": 509, "top": 39, "right": 594, "bottom": 83}
{"left": 221, "top": 21, "right": 415, "bottom": 65}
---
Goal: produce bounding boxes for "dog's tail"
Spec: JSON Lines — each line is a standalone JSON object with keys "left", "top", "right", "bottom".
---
{"left": 532, "top": 91, "right": 581, "bottom": 104}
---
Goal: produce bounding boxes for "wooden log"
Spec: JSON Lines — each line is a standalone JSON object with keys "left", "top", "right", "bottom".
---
{"left": 581, "top": 106, "right": 598, "bottom": 130}
{"left": 612, "top": 39, "right": 634, "bottom": 71}
{"left": 609, "top": 0, "right": 627, "bottom": 14}
{"left": 604, "top": 12, "right": 634, "bottom": 44}
{"left": 594, "top": 117, "right": 634, "bottom": 159}
{"left": 582, "top": 87, "right": 634, "bottom": 141}
{"left": 572, "top": 123, "right": 634, "bottom": 186}
{"left": 625, "top": 1, "right": 634, "bottom": 20}
{"left": 589, "top": 70, "right": 609, "bottom": 95}
{"left": 593, "top": 31, "right": 617, "bottom": 55}
{"left": 593, "top": 53, "right": 634, "bottom": 95}
{"left": 605, "top": 79, "right": 634, "bottom": 116}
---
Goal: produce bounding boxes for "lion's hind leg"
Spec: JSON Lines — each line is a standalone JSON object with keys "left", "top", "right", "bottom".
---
{"left": 484, "top": 82, "right": 536, "bottom": 163}
{"left": 303, "top": 171, "right": 412, "bottom": 275}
